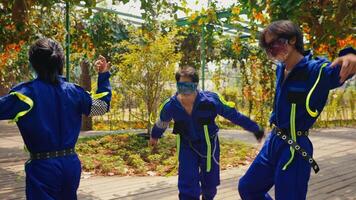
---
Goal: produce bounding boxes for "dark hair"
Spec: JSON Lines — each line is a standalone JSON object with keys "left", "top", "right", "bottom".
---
{"left": 259, "top": 20, "right": 304, "bottom": 54}
{"left": 175, "top": 66, "right": 199, "bottom": 83}
{"left": 29, "top": 38, "right": 64, "bottom": 84}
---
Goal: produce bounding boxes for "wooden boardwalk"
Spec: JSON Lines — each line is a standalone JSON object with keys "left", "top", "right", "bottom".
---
{"left": 0, "top": 121, "right": 355, "bottom": 200}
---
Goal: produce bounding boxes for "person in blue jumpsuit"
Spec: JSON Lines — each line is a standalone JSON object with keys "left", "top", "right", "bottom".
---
{"left": 149, "top": 66, "right": 265, "bottom": 200}
{"left": 0, "top": 38, "right": 112, "bottom": 200}
{"left": 238, "top": 20, "right": 356, "bottom": 200}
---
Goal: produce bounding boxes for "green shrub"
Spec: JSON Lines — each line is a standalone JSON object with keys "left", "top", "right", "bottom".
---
{"left": 76, "top": 133, "right": 255, "bottom": 176}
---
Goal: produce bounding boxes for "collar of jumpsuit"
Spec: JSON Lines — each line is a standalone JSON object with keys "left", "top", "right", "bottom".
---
{"left": 175, "top": 90, "right": 200, "bottom": 116}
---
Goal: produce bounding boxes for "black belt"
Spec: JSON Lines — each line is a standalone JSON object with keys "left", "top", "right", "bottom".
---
{"left": 30, "top": 148, "right": 76, "bottom": 160}
{"left": 275, "top": 127, "right": 309, "bottom": 137}
{"left": 273, "top": 127, "right": 320, "bottom": 174}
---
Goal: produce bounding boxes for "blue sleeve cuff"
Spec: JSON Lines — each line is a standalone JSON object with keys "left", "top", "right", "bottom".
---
{"left": 96, "top": 71, "right": 112, "bottom": 105}
{"left": 151, "top": 124, "right": 165, "bottom": 139}
{"left": 98, "top": 71, "right": 111, "bottom": 81}
{"left": 338, "top": 47, "right": 356, "bottom": 57}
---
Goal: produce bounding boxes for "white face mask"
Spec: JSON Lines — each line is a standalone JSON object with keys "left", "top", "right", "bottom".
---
{"left": 269, "top": 50, "right": 289, "bottom": 63}
{"left": 265, "top": 38, "right": 289, "bottom": 63}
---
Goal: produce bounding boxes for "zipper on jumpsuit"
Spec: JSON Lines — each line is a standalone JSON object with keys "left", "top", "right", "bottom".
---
{"left": 275, "top": 65, "right": 295, "bottom": 127}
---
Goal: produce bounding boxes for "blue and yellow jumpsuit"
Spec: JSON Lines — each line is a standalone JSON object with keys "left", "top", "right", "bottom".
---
{"left": 0, "top": 72, "right": 111, "bottom": 200}
{"left": 152, "top": 91, "right": 262, "bottom": 200}
{"left": 238, "top": 47, "right": 355, "bottom": 200}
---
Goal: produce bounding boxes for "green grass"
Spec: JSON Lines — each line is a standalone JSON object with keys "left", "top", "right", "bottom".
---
{"left": 76, "top": 133, "right": 256, "bottom": 176}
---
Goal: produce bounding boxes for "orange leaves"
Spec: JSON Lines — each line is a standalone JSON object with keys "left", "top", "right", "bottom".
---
{"left": 0, "top": 40, "right": 25, "bottom": 67}
{"left": 4, "top": 24, "right": 15, "bottom": 31}
{"left": 337, "top": 35, "right": 356, "bottom": 49}
{"left": 232, "top": 42, "right": 241, "bottom": 54}
{"left": 253, "top": 12, "right": 263, "bottom": 21}
{"left": 314, "top": 42, "right": 337, "bottom": 59}
{"left": 314, "top": 35, "right": 355, "bottom": 58}
{"left": 243, "top": 87, "right": 253, "bottom": 99}
{"left": 315, "top": 43, "right": 329, "bottom": 54}
{"left": 302, "top": 25, "right": 310, "bottom": 34}
{"left": 4, "top": 41, "right": 24, "bottom": 52}
{"left": 0, "top": 53, "right": 9, "bottom": 68}
{"left": 252, "top": 9, "right": 269, "bottom": 25}
{"left": 302, "top": 24, "right": 312, "bottom": 41}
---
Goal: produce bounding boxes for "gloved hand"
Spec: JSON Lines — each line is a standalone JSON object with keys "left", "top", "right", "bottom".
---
{"left": 254, "top": 126, "right": 265, "bottom": 143}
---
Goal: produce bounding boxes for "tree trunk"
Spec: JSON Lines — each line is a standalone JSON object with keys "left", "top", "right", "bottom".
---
{"left": 128, "top": 96, "right": 132, "bottom": 121}
{"left": 0, "top": 84, "right": 9, "bottom": 96}
{"left": 146, "top": 101, "right": 153, "bottom": 135}
{"left": 80, "top": 59, "right": 93, "bottom": 131}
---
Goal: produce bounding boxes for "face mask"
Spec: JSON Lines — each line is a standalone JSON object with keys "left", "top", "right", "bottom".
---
{"left": 177, "top": 82, "right": 198, "bottom": 95}
{"left": 265, "top": 38, "right": 289, "bottom": 62}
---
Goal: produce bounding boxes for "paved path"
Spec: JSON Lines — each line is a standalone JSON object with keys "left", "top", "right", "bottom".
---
{"left": 0, "top": 121, "right": 355, "bottom": 200}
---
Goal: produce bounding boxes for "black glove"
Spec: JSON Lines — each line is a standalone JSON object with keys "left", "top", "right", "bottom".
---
{"left": 253, "top": 126, "right": 265, "bottom": 141}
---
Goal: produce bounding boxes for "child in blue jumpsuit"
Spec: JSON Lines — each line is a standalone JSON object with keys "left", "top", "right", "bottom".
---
{"left": 238, "top": 20, "right": 356, "bottom": 200}
{"left": 0, "top": 38, "right": 112, "bottom": 200}
{"left": 150, "top": 66, "right": 265, "bottom": 200}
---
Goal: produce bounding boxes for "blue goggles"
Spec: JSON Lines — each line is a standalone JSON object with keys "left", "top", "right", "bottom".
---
{"left": 177, "top": 82, "right": 198, "bottom": 94}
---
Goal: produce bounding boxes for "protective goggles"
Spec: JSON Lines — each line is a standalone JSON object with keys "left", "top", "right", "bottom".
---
{"left": 177, "top": 82, "right": 198, "bottom": 94}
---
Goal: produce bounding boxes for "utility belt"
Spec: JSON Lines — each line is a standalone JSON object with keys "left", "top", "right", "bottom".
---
{"left": 30, "top": 148, "right": 76, "bottom": 160}
{"left": 274, "top": 127, "right": 309, "bottom": 137}
{"left": 273, "top": 127, "right": 319, "bottom": 173}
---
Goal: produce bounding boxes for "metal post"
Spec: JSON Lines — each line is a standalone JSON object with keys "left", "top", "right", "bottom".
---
{"left": 200, "top": 0, "right": 211, "bottom": 91}
{"left": 200, "top": 25, "right": 206, "bottom": 90}
{"left": 65, "top": 1, "right": 70, "bottom": 81}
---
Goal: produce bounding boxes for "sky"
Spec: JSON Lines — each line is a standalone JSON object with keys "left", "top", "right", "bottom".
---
{"left": 100, "top": 0, "right": 238, "bottom": 19}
